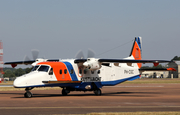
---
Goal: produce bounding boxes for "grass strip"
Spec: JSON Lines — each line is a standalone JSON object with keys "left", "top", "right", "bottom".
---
{"left": 87, "top": 112, "right": 180, "bottom": 115}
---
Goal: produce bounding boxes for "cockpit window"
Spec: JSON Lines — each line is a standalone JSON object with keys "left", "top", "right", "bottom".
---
{"left": 31, "top": 65, "right": 40, "bottom": 71}
{"left": 37, "top": 65, "right": 50, "bottom": 72}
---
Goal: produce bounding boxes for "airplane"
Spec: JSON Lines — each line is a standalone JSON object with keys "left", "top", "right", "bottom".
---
{"left": 4, "top": 37, "right": 175, "bottom": 98}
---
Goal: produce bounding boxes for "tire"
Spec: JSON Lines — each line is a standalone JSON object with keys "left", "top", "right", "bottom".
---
{"left": 62, "top": 89, "right": 70, "bottom": 96}
{"left": 94, "top": 89, "right": 101, "bottom": 96}
{"left": 24, "top": 92, "right": 32, "bottom": 98}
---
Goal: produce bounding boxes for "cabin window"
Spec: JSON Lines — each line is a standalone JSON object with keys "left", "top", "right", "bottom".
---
{"left": 97, "top": 70, "right": 100, "bottom": 74}
{"left": 49, "top": 68, "right": 53, "bottom": 75}
{"left": 102, "top": 63, "right": 110, "bottom": 66}
{"left": 70, "top": 69, "right": 74, "bottom": 74}
{"left": 114, "top": 63, "right": 119, "bottom": 66}
{"left": 64, "top": 69, "right": 67, "bottom": 74}
{"left": 91, "top": 71, "right": 94, "bottom": 74}
{"left": 31, "top": 65, "right": 40, "bottom": 71}
{"left": 38, "top": 65, "right": 49, "bottom": 72}
{"left": 84, "top": 69, "right": 87, "bottom": 74}
{"left": 79, "top": 69, "right": 82, "bottom": 74}
{"left": 60, "top": 70, "right": 62, "bottom": 74}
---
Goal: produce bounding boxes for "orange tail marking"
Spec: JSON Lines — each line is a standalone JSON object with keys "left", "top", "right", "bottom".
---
{"left": 131, "top": 41, "right": 142, "bottom": 68}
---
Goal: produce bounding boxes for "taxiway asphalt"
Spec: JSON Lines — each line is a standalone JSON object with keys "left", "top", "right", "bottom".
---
{"left": 0, "top": 83, "right": 180, "bottom": 115}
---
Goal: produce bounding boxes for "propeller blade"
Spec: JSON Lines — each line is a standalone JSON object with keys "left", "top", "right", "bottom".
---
{"left": 31, "top": 49, "right": 39, "bottom": 60}
{"left": 75, "top": 50, "right": 84, "bottom": 59}
{"left": 87, "top": 49, "right": 95, "bottom": 58}
{"left": 24, "top": 55, "right": 30, "bottom": 61}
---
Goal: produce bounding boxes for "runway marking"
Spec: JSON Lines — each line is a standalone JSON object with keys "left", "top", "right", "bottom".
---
{"left": 0, "top": 106, "right": 180, "bottom": 109}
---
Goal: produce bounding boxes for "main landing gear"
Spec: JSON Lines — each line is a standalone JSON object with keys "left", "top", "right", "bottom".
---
{"left": 62, "top": 88, "right": 70, "bottom": 96}
{"left": 24, "top": 87, "right": 34, "bottom": 98}
{"left": 61, "top": 87, "right": 102, "bottom": 96}
{"left": 94, "top": 88, "right": 101, "bottom": 96}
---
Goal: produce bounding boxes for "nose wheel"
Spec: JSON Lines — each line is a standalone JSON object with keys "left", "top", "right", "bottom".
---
{"left": 24, "top": 91, "right": 33, "bottom": 98}
{"left": 24, "top": 87, "right": 34, "bottom": 98}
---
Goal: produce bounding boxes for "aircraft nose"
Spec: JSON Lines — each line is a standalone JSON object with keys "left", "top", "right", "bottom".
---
{"left": 13, "top": 77, "right": 24, "bottom": 88}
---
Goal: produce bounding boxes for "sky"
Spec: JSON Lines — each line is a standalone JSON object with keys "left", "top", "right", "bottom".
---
{"left": 1, "top": 0, "right": 180, "bottom": 68}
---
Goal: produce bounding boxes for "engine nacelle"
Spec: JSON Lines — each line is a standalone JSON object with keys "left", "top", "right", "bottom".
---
{"left": 83, "top": 58, "right": 101, "bottom": 70}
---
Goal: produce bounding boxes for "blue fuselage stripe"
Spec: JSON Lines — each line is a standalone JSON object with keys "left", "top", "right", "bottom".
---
{"left": 101, "top": 75, "right": 140, "bottom": 86}
{"left": 63, "top": 62, "right": 78, "bottom": 81}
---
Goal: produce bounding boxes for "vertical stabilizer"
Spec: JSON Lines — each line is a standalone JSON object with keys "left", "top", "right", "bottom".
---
{"left": 129, "top": 37, "right": 142, "bottom": 68}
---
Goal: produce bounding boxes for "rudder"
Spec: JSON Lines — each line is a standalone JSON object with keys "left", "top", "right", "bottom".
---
{"left": 129, "top": 37, "right": 142, "bottom": 68}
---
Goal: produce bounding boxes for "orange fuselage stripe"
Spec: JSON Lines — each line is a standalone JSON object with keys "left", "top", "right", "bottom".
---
{"left": 38, "top": 62, "right": 72, "bottom": 81}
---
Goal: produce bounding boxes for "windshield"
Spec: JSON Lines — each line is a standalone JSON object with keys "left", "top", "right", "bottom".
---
{"left": 37, "top": 65, "right": 50, "bottom": 72}
{"left": 31, "top": 65, "right": 40, "bottom": 71}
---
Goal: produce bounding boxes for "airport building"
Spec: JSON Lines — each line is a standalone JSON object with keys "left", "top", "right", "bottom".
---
{"left": 141, "top": 61, "right": 180, "bottom": 78}
{"left": 167, "top": 61, "right": 180, "bottom": 78}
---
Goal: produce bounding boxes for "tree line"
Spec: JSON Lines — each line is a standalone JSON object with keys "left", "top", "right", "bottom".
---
{"left": 3, "top": 67, "right": 32, "bottom": 78}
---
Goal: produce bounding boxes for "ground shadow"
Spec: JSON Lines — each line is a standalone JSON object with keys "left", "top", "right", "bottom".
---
{"left": 11, "top": 91, "right": 162, "bottom": 98}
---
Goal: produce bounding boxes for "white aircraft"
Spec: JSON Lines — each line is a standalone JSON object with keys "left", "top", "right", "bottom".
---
{"left": 4, "top": 37, "right": 174, "bottom": 98}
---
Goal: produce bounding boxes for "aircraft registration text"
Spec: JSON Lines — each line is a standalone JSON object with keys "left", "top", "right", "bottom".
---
{"left": 81, "top": 77, "right": 101, "bottom": 82}
{"left": 124, "top": 70, "right": 134, "bottom": 74}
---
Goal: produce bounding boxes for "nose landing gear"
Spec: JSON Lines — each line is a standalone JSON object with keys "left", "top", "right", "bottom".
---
{"left": 24, "top": 87, "right": 34, "bottom": 98}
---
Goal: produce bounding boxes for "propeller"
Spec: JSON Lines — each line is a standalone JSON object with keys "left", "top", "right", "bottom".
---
{"left": 75, "top": 49, "right": 101, "bottom": 70}
{"left": 23, "top": 49, "right": 46, "bottom": 66}
{"left": 87, "top": 49, "right": 95, "bottom": 58}
{"left": 31, "top": 49, "right": 39, "bottom": 60}
{"left": 75, "top": 50, "right": 84, "bottom": 59}
{"left": 75, "top": 49, "right": 95, "bottom": 59}
{"left": 23, "top": 49, "right": 39, "bottom": 63}
{"left": 24, "top": 55, "right": 31, "bottom": 62}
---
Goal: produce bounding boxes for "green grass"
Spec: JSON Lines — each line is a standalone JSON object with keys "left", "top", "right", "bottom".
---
{"left": 48, "top": 112, "right": 180, "bottom": 115}
{"left": 87, "top": 112, "right": 180, "bottom": 115}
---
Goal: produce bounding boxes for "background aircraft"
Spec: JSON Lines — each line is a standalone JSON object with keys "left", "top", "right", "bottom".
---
{"left": 4, "top": 37, "right": 174, "bottom": 98}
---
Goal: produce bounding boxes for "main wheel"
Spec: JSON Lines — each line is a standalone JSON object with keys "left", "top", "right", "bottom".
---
{"left": 94, "top": 89, "right": 101, "bottom": 96}
{"left": 24, "top": 91, "right": 33, "bottom": 98}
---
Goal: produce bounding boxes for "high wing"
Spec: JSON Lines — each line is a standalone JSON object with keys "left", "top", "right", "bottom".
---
{"left": 4, "top": 59, "right": 59, "bottom": 68}
{"left": 4, "top": 60, "right": 35, "bottom": 65}
{"left": 98, "top": 59, "right": 171, "bottom": 64}
{"left": 74, "top": 58, "right": 172, "bottom": 64}
{"left": 74, "top": 58, "right": 173, "bottom": 71}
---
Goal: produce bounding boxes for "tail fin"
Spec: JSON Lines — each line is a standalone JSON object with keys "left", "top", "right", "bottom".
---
{"left": 129, "top": 37, "right": 142, "bottom": 68}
